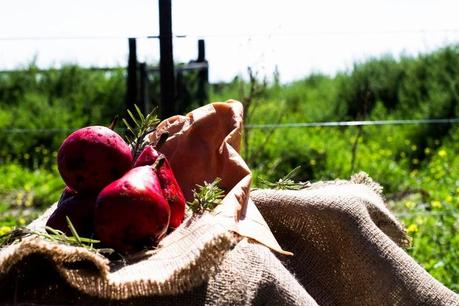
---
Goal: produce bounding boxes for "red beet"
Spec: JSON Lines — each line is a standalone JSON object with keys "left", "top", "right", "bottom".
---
{"left": 135, "top": 145, "right": 186, "bottom": 229}
{"left": 57, "top": 126, "right": 133, "bottom": 193}
{"left": 46, "top": 188, "right": 97, "bottom": 238}
{"left": 94, "top": 166, "right": 171, "bottom": 254}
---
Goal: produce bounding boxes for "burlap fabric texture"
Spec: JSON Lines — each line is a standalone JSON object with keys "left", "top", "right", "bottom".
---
{"left": 0, "top": 172, "right": 458, "bottom": 305}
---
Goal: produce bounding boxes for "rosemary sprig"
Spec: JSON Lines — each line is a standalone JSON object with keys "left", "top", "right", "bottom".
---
{"left": 188, "top": 178, "right": 225, "bottom": 214}
{"left": 123, "top": 105, "right": 160, "bottom": 159}
{"left": 0, "top": 227, "right": 32, "bottom": 246}
{"left": 259, "top": 166, "right": 311, "bottom": 190}
{"left": 0, "top": 218, "right": 113, "bottom": 255}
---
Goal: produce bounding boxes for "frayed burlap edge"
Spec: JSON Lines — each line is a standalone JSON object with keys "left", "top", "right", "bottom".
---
{"left": 0, "top": 212, "right": 239, "bottom": 300}
{"left": 350, "top": 171, "right": 411, "bottom": 248}
{"left": 350, "top": 171, "right": 384, "bottom": 196}
{"left": 0, "top": 236, "right": 110, "bottom": 277}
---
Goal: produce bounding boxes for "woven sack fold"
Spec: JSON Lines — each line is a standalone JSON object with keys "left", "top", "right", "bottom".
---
{"left": 1, "top": 174, "right": 459, "bottom": 305}
{"left": 250, "top": 173, "right": 459, "bottom": 306}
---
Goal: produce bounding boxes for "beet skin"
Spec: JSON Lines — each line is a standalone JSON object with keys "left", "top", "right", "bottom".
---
{"left": 94, "top": 166, "right": 171, "bottom": 254}
{"left": 57, "top": 126, "right": 133, "bottom": 193}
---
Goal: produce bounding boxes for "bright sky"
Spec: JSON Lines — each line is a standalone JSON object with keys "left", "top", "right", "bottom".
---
{"left": 1, "top": 0, "right": 459, "bottom": 83}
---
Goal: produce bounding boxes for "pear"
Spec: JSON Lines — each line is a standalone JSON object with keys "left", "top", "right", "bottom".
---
{"left": 57, "top": 126, "right": 133, "bottom": 193}
{"left": 94, "top": 165, "right": 170, "bottom": 254}
{"left": 46, "top": 187, "right": 97, "bottom": 238}
{"left": 134, "top": 145, "right": 186, "bottom": 229}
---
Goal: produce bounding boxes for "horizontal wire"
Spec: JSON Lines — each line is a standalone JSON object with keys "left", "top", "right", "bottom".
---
{"left": 0, "top": 128, "right": 128, "bottom": 134}
{"left": 245, "top": 118, "right": 459, "bottom": 129}
{"left": 1, "top": 28, "right": 459, "bottom": 41}
{"left": 186, "top": 28, "right": 459, "bottom": 39}
{"left": 1, "top": 118, "right": 459, "bottom": 134}
{"left": 395, "top": 211, "right": 459, "bottom": 218}
{"left": 0, "top": 35, "right": 186, "bottom": 41}
{"left": 0, "top": 128, "right": 74, "bottom": 134}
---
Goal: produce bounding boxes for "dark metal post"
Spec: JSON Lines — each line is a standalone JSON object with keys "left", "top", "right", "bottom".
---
{"left": 197, "top": 39, "right": 206, "bottom": 62}
{"left": 139, "top": 62, "right": 149, "bottom": 114}
{"left": 126, "top": 38, "right": 138, "bottom": 111}
{"left": 197, "top": 39, "right": 208, "bottom": 106}
{"left": 158, "top": 0, "right": 175, "bottom": 119}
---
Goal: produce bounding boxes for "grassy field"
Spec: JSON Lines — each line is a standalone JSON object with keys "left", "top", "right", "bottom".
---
{"left": 1, "top": 46, "right": 459, "bottom": 292}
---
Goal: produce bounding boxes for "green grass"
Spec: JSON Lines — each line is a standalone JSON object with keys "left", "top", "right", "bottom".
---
{"left": 0, "top": 162, "right": 64, "bottom": 235}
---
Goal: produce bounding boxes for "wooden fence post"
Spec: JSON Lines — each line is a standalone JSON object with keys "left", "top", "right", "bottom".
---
{"left": 126, "top": 38, "right": 138, "bottom": 112}
{"left": 139, "top": 62, "right": 149, "bottom": 113}
{"left": 158, "top": 0, "right": 175, "bottom": 119}
{"left": 197, "top": 39, "right": 208, "bottom": 106}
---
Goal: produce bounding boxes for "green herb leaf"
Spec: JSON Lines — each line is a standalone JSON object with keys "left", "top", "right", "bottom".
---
{"left": 134, "top": 104, "right": 146, "bottom": 122}
{"left": 0, "top": 227, "right": 32, "bottom": 247}
{"left": 123, "top": 105, "right": 160, "bottom": 159}
{"left": 259, "top": 166, "right": 311, "bottom": 190}
{"left": 0, "top": 223, "right": 109, "bottom": 256}
{"left": 66, "top": 216, "right": 81, "bottom": 244}
{"left": 188, "top": 178, "right": 225, "bottom": 214}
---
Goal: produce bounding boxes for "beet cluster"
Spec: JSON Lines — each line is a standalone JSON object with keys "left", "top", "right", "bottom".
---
{"left": 47, "top": 125, "right": 186, "bottom": 254}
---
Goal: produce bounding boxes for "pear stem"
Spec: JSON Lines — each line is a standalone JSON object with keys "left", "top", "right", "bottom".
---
{"left": 154, "top": 132, "right": 169, "bottom": 150}
{"left": 152, "top": 154, "right": 166, "bottom": 171}
{"left": 108, "top": 115, "right": 119, "bottom": 130}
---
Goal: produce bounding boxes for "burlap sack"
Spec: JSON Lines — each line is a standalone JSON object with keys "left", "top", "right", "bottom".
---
{"left": 1, "top": 173, "right": 458, "bottom": 305}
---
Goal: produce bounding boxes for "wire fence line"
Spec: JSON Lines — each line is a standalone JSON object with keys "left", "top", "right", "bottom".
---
{"left": 395, "top": 211, "right": 459, "bottom": 218}
{"left": 0, "top": 128, "right": 128, "bottom": 134}
{"left": 2, "top": 118, "right": 459, "bottom": 134}
{"left": 1, "top": 28, "right": 459, "bottom": 41}
{"left": 0, "top": 35, "right": 188, "bottom": 42}
{"left": 246, "top": 118, "right": 459, "bottom": 129}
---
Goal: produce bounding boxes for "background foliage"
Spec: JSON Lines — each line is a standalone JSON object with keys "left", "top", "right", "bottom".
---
{"left": 1, "top": 46, "right": 458, "bottom": 291}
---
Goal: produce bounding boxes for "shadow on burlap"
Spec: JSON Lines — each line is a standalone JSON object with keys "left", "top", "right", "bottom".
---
{"left": 0, "top": 172, "right": 458, "bottom": 306}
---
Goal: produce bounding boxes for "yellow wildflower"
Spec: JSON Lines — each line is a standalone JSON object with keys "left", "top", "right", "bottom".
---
{"left": 405, "top": 201, "right": 416, "bottom": 209}
{"left": 407, "top": 224, "right": 418, "bottom": 233}
{"left": 15, "top": 192, "right": 24, "bottom": 207}
{"left": 415, "top": 216, "right": 425, "bottom": 225}
{"left": 438, "top": 149, "right": 447, "bottom": 158}
{"left": 25, "top": 193, "right": 34, "bottom": 207}
{"left": 0, "top": 226, "right": 12, "bottom": 236}
{"left": 431, "top": 200, "right": 442, "bottom": 209}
